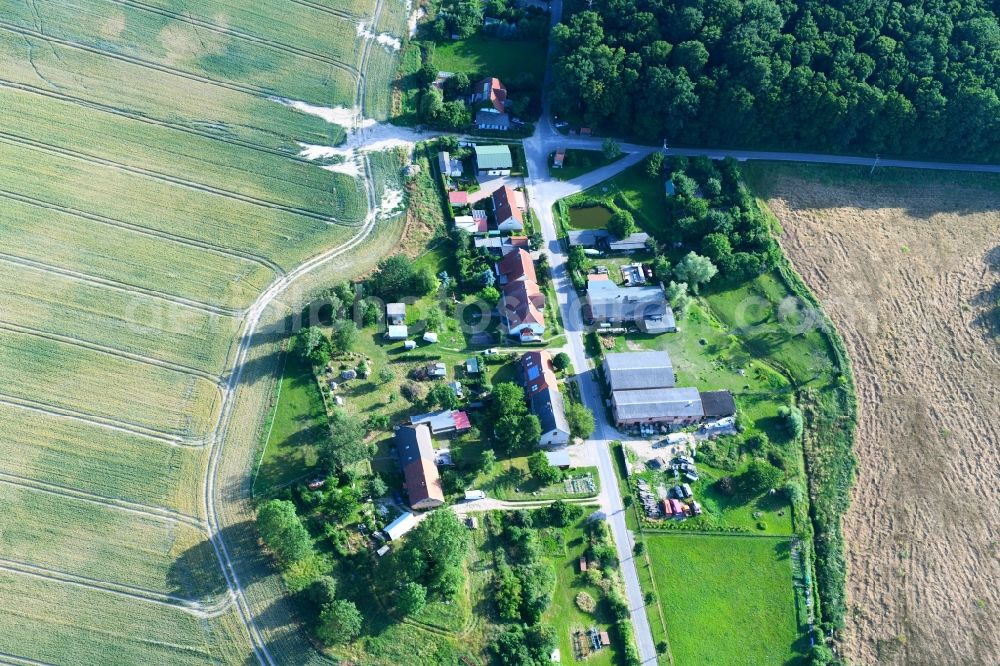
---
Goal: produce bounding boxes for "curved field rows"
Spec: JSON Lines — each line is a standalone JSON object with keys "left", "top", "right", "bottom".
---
{"left": 0, "top": 483, "right": 223, "bottom": 601}
{"left": 0, "top": 402, "right": 207, "bottom": 515}
{"left": 0, "top": 571, "right": 252, "bottom": 665}
{"left": 0, "top": 263, "right": 240, "bottom": 375}
{"left": 0, "top": 330, "right": 223, "bottom": 439}
{"left": 0, "top": 192, "right": 275, "bottom": 310}
{"left": 759, "top": 166, "right": 1000, "bottom": 665}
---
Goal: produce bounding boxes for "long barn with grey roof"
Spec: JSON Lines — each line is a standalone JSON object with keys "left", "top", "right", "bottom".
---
{"left": 603, "top": 351, "right": 675, "bottom": 390}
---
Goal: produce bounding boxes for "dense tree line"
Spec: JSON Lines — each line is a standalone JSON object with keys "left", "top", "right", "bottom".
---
{"left": 551, "top": 0, "right": 1000, "bottom": 160}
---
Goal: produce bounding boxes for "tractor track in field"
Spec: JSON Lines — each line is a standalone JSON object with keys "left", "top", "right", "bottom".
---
{"left": 0, "top": 131, "right": 362, "bottom": 227}
{"left": 0, "top": 393, "right": 208, "bottom": 447}
{"left": 0, "top": 252, "right": 242, "bottom": 317}
{"left": 203, "top": 0, "right": 388, "bottom": 658}
{"left": 0, "top": 470, "right": 205, "bottom": 529}
{"left": 287, "top": 0, "right": 363, "bottom": 23}
{"left": 0, "top": 187, "right": 286, "bottom": 278}
{"left": 0, "top": 651, "right": 57, "bottom": 666}
{"left": 0, "top": 78, "right": 318, "bottom": 170}
{"left": 0, "top": 20, "right": 286, "bottom": 101}
{"left": 0, "top": 557, "right": 234, "bottom": 619}
{"left": 0, "top": 321, "right": 225, "bottom": 385}
{"left": 105, "top": 0, "right": 361, "bottom": 75}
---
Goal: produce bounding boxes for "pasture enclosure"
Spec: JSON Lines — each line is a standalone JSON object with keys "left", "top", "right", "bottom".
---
{"left": 644, "top": 534, "right": 805, "bottom": 665}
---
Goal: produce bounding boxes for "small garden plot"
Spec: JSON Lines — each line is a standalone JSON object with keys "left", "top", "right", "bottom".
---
{"left": 564, "top": 474, "right": 597, "bottom": 495}
{"left": 551, "top": 149, "right": 624, "bottom": 182}
{"left": 431, "top": 36, "right": 546, "bottom": 88}
{"left": 642, "top": 534, "right": 807, "bottom": 665}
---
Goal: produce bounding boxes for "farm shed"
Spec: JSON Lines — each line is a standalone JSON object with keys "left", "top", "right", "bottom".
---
{"left": 474, "top": 144, "right": 512, "bottom": 175}
{"left": 383, "top": 511, "right": 418, "bottom": 540}
{"left": 545, "top": 449, "right": 572, "bottom": 469}
{"left": 603, "top": 351, "right": 676, "bottom": 391}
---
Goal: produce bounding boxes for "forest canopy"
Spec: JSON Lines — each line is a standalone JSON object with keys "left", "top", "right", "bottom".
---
{"left": 550, "top": 0, "right": 1000, "bottom": 160}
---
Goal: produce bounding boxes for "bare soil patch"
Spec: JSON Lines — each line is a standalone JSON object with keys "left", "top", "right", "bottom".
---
{"left": 758, "top": 167, "right": 1000, "bottom": 665}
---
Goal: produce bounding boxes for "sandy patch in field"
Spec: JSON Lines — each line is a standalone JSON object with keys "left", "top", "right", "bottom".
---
{"left": 762, "top": 171, "right": 1000, "bottom": 665}
{"left": 356, "top": 21, "right": 401, "bottom": 50}
{"left": 100, "top": 11, "right": 126, "bottom": 39}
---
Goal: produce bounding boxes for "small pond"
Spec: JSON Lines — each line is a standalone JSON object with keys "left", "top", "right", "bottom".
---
{"left": 567, "top": 204, "right": 613, "bottom": 229}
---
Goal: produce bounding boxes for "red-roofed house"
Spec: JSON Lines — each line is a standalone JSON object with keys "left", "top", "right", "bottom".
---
{"left": 500, "top": 279, "right": 545, "bottom": 341}
{"left": 496, "top": 248, "right": 536, "bottom": 285}
{"left": 491, "top": 185, "right": 524, "bottom": 232}
{"left": 449, "top": 190, "right": 468, "bottom": 207}
{"left": 471, "top": 77, "right": 507, "bottom": 113}
{"left": 396, "top": 423, "right": 445, "bottom": 510}
{"left": 520, "top": 350, "right": 570, "bottom": 446}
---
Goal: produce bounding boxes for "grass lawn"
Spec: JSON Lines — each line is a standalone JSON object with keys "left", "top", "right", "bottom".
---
{"left": 254, "top": 350, "right": 327, "bottom": 495}
{"left": 432, "top": 36, "right": 546, "bottom": 84}
{"left": 579, "top": 163, "right": 671, "bottom": 236}
{"left": 552, "top": 149, "right": 624, "bottom": 181}
{"left": 642, "top": 534, "right": 807, "bottom": 665}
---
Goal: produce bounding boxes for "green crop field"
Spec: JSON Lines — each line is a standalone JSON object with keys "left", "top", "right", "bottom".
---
{"left": 643, "top": 534, "right": 807, "bottom": 665}
{"left": 0, "top": 0, "right": 407, "bottom": 660}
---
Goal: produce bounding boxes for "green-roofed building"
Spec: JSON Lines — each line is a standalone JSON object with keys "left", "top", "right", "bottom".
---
{"left": 474, "top": 144, "right": 513, "bottom": 175}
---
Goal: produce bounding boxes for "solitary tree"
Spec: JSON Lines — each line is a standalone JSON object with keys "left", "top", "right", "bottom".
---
{"left": 602, "top": 138, "right": 622, "bottom": 159}
{"left": 256, "top": 500, "right": 313, "bottom": 566}
{"left": 740, "top": 459, "right": 784, "bottom": 495}
{"left": 397, "top": 581, "right": 427, "bottom": 616}
{"left": 565, "top": 402, "right": 595, "bottom": 439}
{"left": 316, "top": 599, "right": 363, "bottom": 645}
{"left": 645, "top": 152, "right": 664, "bottom": 178}
{"left": 552, "top": 352, "right": 572, "bottom": 372}
{"left": 528, "top": 451, "right": 561, "bottom": 485}
{"left": 324, "top": 409, "right": 373, "bottom": 473}
{"left": 607, "top": 209, "right": 637, "bottom": 239}
{"left": 673, "top": 252, "right": 718, "bottom": 293}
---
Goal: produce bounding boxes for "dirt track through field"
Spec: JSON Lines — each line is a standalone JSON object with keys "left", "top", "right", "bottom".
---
{"left": 762, "top": 171, "right": 1000, "bottom": 665}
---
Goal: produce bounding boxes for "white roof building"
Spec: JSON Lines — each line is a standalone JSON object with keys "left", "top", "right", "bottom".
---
{"left": 383, "top": 511, "right": 418, "bottom": 541}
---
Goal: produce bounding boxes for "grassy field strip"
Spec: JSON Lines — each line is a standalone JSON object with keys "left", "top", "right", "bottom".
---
{"left": 0, "top": 36, "right": 348, "bottom": 150}
{"left": 0, "top": 329, "right": 222, "bottom": 439}
{"left": 0, "top": 141, "right": 358, "bottom": 268}
{"left": 0, "top": 469, "right": 203, "bottom": 530}
{"left": 0, "top": 78, "right": 316, "bottom": 171}
{"left": 288, "top": 0, "right": 368, "bottom": 21}
{"left": 0, "top": 392, "right": 204, "bottom": 447}
{"left": 0, "top": 570, "right": 250, "bottom": 665}
{"left": 0, "top": 401, "right": 206, "bottom": 516}
{"left": 0, "top": 251, "right": 238, "bottom": 317}
{"left": 0, "top": 263, "right": 239, "bottom": 375}
{"left": 0, "top": 558, "right": 219, "bottom": 611}
{"left": 1, "top": 3, "right": 359, "bottom": 107}
{"left": 0, "top": 190, "right": 275, "bottom": 309}
{"left": 0, "top": 86, "right": 351, "bottom": 217}
{"left": 104, "top": 0, "right": 360, "bottom": 72}
{"left": 0, "top": 132, "right": 347, "bottom": 228}
{"left": 0, "top": 320, "right": 223, "bottom": 386}
{"left": 0, "top": 482, "right": 224, "bottom": 599}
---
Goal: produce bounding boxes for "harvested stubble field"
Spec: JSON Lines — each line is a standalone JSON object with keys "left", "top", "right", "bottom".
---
{"left": 0, "top": 0, "right": 407, "bottom": 660}
{"left": 750, "top": 164, "right": 1000, "bottom": 665}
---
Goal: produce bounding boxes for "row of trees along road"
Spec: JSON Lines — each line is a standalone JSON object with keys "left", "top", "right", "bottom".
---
{"left": 551, "top": 0, "right": 1000, "bottom": 160}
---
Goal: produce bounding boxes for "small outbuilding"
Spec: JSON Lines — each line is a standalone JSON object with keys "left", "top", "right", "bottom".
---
{"left": 423, "top": 331, "right": 439, "bottom": 343}
{"left": 383, "top": 511, "right": 418, "bottom": 540}
{"left": 403, "top": 340, "right": 417, "bottom": 350}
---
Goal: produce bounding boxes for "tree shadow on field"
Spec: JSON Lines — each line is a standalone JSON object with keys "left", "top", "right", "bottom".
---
{"left": 772, "top": 539, "right": 791, "bottom": 561}
{"left": 167, "top": 536, "right": 230, "bottom": 602}
{"left": 971, "top": 246, "right": 1000, "bottom": 339}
